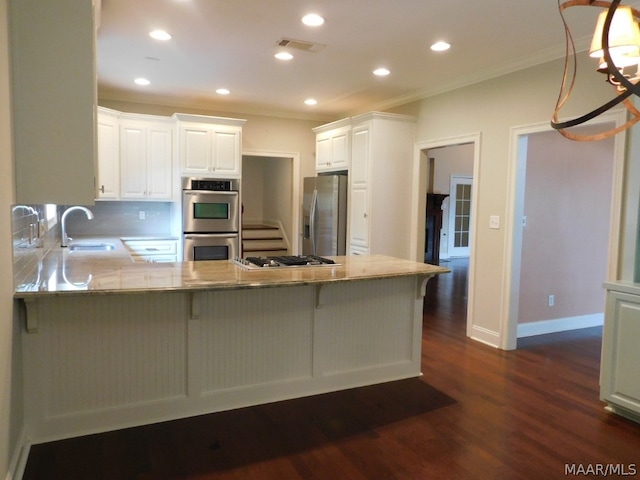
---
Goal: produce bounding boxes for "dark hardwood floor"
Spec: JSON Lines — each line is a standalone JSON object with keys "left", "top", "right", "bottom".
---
{"left": 23, "top": 259, "right": 640, "bottom": 479}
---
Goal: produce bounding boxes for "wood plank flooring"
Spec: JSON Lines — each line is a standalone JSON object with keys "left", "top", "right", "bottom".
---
{"left": 23, "top": 259, "right": 640, "bottom": 479}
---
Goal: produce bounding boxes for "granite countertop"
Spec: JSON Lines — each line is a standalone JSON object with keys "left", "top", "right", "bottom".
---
{"left": 14, "top": 237, "right": 449, "bottom": 298}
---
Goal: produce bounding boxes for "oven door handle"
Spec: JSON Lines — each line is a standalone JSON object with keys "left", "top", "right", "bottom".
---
{"left": 310, "top": 189, "right": 318, "bottom": 255}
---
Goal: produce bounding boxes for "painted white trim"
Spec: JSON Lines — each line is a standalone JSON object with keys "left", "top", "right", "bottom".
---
{"left": 503, "top": 109, "right": 627, "bottom": 350}
{"left": 241, "top": 149, "right": 300, "bottom": 254}
{"left": 412, "top": 133, "right": 486, "bottom": 344}
{"left": 6, "top": 428, "right": 30, "bottom": 480}
{"left": 469, "top": 325, "right": 500, "bottom": 348}
{"left": 517, "top": 314, "right": 604, "bottom": 338}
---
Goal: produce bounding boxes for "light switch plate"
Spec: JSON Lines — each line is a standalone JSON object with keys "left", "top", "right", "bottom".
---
{"left": 489, "top": 215, "right": 500, "bottom": 229}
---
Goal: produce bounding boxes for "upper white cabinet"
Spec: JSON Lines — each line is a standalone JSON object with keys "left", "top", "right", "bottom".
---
{"left": 10, "top": 0, "right": 97, "bottom": 205}
{"left": 314, "top": 113, "right": 416, "bottom": 259}
{"left": 96, "top": 107, "right": 120, "bottom": 200}
{"left": 313, "top": 120, "right": 351, "bottom": 173}
{"left": 96, "top": 109, "right": 174, "bottom": 202}
{"left": 174, "top": 114, "right": 246, "bottom": 178}
{"left": 119, "top": 115, "right": 173, "bottom": 201}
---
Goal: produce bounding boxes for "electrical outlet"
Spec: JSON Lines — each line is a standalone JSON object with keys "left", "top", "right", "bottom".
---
{"left": 489, "top": 215, "right": 500, "bottom": 229}
{"left": 548, "top": 294, "right": 555, "bottom": 307}
{"left": 139, "top": 211, "right": 146, "bottom": 220}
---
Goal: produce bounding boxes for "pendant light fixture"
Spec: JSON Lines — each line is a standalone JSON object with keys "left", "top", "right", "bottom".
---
{"left": 552, "top": 0, "right": 640, "bottom": 140}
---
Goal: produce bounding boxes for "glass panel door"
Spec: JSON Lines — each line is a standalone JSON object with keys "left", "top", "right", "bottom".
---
{"left": 448, "top": 176, "right": 473, "bottom": 257}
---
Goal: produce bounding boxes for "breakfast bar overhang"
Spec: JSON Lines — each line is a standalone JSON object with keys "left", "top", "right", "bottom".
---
{"left": 15, "top": 254, "right": 448, "bottom": 444}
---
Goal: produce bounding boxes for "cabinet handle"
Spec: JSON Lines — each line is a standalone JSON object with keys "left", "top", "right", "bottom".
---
{"left": 100, "top": 185, "right": 105, "bottom": 193}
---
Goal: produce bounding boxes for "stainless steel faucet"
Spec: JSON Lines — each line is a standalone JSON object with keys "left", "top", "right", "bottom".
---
{"left": 60, "top": 206, "right": 94, "bottom": 247}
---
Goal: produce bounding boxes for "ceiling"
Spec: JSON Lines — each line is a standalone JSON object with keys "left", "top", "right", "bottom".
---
{"left": 96, "top": 0, "right": 627, "bottom": 121}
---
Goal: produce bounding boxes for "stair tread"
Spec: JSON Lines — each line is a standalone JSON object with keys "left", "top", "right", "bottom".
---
{"left": 243, "top": 224, "right": 279, "bottom": 230}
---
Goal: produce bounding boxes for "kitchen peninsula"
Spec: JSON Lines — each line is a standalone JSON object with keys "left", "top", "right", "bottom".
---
{"left": 15, "top": 244, "right": 448, "bottom": 444}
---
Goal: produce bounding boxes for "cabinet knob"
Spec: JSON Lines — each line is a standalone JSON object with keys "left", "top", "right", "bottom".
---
{"left": 100, "top": 185, "right": 105, "bottom": 193}
{"left": 364, "top": 213, "right": 368, "bottom": 218}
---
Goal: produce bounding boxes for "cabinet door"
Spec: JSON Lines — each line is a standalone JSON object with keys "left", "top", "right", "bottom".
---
{"left": 316, "top": 135, "right": 332, "bottom": 170}
{"left": 180, "top": 126, "right": 211, "bottom": 174}
{"left": 349, "top": 187, "right": 369, "bottom": 247}
{"left": 351, "top": 125, "right": 370, "bottom": 187}
{"left": 330, "top": 129, "right": 350, "bottom": 169}
{"left": 147, "top": 125, "right": 173, "bottom": 200}
{"left": 212, "top": 128, "right": 241, "bottom": 176}
{"left": 120, "top": 123, "right": 147, "bottom": 199}
{"left": 96, "top": 112, "right": 120, "bottom": 199}
{"left": 601, "top": 290, "right": 640, "bottom": 417}
{"left": 315, "top": 126, "right": 350, "bottom": 173}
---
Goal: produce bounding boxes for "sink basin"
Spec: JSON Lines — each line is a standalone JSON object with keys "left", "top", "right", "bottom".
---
{"left": 68, "top": 243, "right": 115, "bottom": 252}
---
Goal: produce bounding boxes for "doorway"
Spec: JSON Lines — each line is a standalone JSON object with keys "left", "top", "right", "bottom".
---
{"left": 241, "top": 150, "right": 300, "bottom": 254}
{"left": 504, "top": 112, "right": 627, "bottom": 349}
{"left": 412, "top": 134, "right": 480, "bottom": 340}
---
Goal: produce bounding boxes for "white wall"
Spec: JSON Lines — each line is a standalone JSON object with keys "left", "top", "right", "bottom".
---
{"left": 1, "top": 0, "right": 20, "bottom": 476}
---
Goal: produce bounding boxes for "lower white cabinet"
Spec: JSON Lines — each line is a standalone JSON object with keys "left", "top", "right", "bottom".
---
{"left": 601, "top": 282, "right": 640, "bottom": 424}
{"left": 124, "top": 239, "right": 178, "bottom": 263}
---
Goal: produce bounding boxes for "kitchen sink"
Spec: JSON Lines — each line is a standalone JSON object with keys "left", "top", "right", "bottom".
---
{"left": 68, "top": 242, "right": 116, "bottom": 252}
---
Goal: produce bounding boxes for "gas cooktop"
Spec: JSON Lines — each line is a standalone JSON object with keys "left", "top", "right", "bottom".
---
{"left": 233, "top": 255, "right": 340, "bottom": 270}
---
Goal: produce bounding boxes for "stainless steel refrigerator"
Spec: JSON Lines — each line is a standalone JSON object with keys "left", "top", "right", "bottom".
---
{"left": 302, "top": 175, "right": 348, "bottom": 256}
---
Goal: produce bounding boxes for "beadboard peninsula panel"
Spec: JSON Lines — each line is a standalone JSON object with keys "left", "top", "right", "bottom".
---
{"left": 197, "top": 286, "right": 314, "bottom": 392}
{"left": 20, "top": 266, "right": 437, "bottom": 443}
{"left": 23, "top": 293, "right": 189, "bottom": 440}
{"left": 316, "top": 277, "right": 414, "bottom": 375}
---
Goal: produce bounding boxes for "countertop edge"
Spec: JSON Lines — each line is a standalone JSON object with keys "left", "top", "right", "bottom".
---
{"left": 14, "top": 267, "right": 448, "bottom": 299}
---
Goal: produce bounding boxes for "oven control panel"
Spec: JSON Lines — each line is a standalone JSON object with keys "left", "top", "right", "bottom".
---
{"left": 182, "top": 177, "right": 239, "bottom": 191}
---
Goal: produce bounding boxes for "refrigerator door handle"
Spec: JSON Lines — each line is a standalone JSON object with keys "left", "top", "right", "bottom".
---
{"left": 310, "top": 189, "right": 318, "bottom": 255}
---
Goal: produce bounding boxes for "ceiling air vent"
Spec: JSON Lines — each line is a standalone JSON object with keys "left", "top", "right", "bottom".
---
{"left": 276, "top": 37, "right": 325, "bottom": 53}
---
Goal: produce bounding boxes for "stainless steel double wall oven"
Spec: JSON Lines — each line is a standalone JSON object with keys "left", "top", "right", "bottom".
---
{"left": 182, "top": 177, "right": 240, "bottom": 261}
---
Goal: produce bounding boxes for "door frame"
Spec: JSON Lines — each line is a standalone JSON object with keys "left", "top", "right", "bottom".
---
{"left": 502, "top": 110, "right": 627, "bottom": 350}
{"left": 411, "top": 133, "right": 481, "bottom": 341}
{"left": 241, "top": 149, "right": 301, "bottom": 254}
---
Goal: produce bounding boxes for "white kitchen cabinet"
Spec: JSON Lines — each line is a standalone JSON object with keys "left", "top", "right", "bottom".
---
{"left": 119, "top": 115, "right": 173, "bottom": 201}
{"left": 313, "top": 120, "right": 351, "bottom": 173}
{"left": 601, "top": 282, "right": 640, "bottom": 424}
{"left": 175, "top": 114, "right": 246, "bottom": 178}
{"left": 96, "top": 107, "right": 120, "bottom": 200}
{"left": 346, "top": 112, "right": 416, "bottom": 258}
{"left": 10, "top": 0, "right": 97, "bottom": 205}
{"left": 124, "top": 239, "right": 178, "bottom": 263}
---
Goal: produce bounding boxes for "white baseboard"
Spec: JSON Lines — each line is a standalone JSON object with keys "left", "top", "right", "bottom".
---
{"left": 6, "top": 428, "right": 30, "bottom": 480}
{"left": 469, "top": 324, "right": 500, "bottom": 348}
{"left": 517, "top": 313, "right": 604, "bottom": 338}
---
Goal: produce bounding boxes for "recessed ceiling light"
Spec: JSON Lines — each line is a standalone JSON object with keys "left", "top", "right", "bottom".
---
{"left": 274, "top": 52, "right": 293, "bottom": 60}
{"left": 134, "top": 78, "right": 150, "bottom": 86}
{"left": 304, "top": 98, "right": 318, "bottom": 106}
{"left": 149, "top": 30, "right": 172, "bottom": 41}
{"left": 430, "top": 41, "right": 451, "bottom": 52}
{"left": 302, "top": 13, "right": 325, "bottom": 26}
{"left": 216, "top": 88, "right": 230, "bottom": 95}
{"left": 373, "top": 67, "right": 390, "bottom": 76}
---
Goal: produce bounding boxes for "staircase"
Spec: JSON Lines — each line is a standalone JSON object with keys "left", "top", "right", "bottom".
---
{"left": 242, "top": 223, "right": 289, "bottom": 257}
